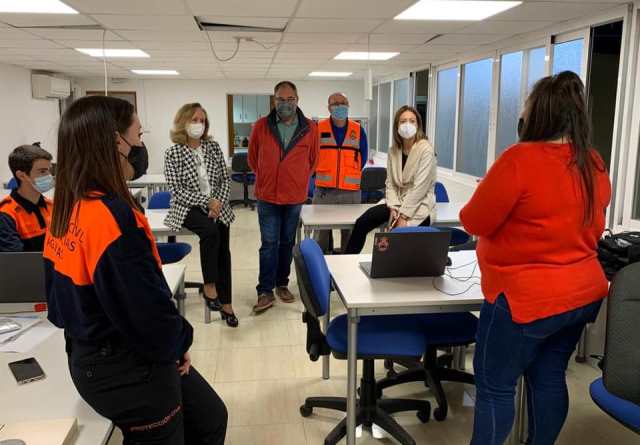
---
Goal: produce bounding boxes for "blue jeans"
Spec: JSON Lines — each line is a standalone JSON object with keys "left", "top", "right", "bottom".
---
{"left": 256, "top": 201, "right": 302, "bottom": 295}
{"left": 471, "top": 294, "right": 602, "bottom": 445}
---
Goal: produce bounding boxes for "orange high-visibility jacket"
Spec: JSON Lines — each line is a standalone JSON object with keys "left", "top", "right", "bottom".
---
{"left": 315, "top": 118, "right": 362, "bottom": 191}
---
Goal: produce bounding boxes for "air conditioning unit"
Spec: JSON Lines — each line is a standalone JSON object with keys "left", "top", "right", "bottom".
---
{"left": 32, "top": 74, "right": 71, "bottom": 99}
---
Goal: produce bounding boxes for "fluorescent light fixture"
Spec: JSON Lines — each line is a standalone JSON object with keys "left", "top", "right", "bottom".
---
{"left": 0, "top": 0, "right": 78, "bottom": 13}
{"left": 395, "top": 1, "right": 522, "bottom": 21}
{"left": 76, "top": 48, "right": 150, "bottom": 58}
{"left": 334, "top": 52, "right": 399, "bottom": 61}
{"left": 308, "top": 71, "right": 352, "bottom": 77}
{"left": 132, "top": 70, "right": 180, "bottom": 76}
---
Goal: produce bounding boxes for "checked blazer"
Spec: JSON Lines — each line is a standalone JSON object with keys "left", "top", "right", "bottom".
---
{"left": 164, "top": 139, "right": 235, "bottom": 230}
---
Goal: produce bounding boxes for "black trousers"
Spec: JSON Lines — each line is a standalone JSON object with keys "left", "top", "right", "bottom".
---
{"left": 67, "top": 337, "right": 227, "bottom": 445}
{"left": 182, "top": 207, "right": 232, "bottom": 304}
{"left": 344, "top": 203, "right": 431, "bottom": 254}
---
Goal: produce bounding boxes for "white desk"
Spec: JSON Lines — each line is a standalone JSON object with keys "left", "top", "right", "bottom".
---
{"left": 146, "top": 209, "right": 191, "bottom": 237}
{"left": 325, "top": 251, "right": 527, "bottom": 445}
{"left": 0, "top": 264, "right": 186, "bottom": 445}
{"left": 2, "top": 188, "right": 142, "bottom": 204}
{"left": 297, "top": 202, "right": 465, "bottom": 243}
{"left": 128, "top": 174, "right": 168, "bottom": 196}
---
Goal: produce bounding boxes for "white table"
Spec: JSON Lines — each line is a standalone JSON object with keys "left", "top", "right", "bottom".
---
{"left": 297, "top": 202, "right": 465, "bottom": 243}
{"left": 128, "top": 174, "right": 168, "bottom": 196}
{"left": 325, "top": 251, "right": 527, "bottom": 445}
{"left": 1, "top": 188, "right": 142, "bottom": 204}
{"left": 146, "top": 209, "right": 191, "bottom": 237}
{"left": 0, "top": 264, "right": 186, "bottom": 445}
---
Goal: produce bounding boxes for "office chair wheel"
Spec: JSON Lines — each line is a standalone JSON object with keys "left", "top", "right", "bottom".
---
{"left": 300, "top": 405, "right": 313, "bottom": 417}
{"left": 417, "top": 409, "right": 430, "bottom": 424}
{"left": 433, "top": 407, "right": 447, "bottom": 421}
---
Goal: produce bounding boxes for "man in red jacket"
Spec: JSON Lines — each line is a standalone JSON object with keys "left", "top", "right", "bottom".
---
{"left": 248, "top": 81, "right": 319, "bottom": 313}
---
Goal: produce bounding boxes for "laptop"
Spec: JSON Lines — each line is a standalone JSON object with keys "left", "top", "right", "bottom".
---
{"left": 0, "top": 252, "right": 47, "bottom": 304}
{"left": 359, "top": 231, "right": 451, "bottom": 278}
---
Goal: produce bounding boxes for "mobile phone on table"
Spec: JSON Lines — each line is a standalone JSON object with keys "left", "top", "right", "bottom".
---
{"left": 8, "top": 357, "right": 46, "bottom": 385}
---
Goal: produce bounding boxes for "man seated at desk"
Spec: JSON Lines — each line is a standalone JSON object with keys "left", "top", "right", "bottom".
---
{"left": 0, "top": 145, "right": 54, "bottom": 252}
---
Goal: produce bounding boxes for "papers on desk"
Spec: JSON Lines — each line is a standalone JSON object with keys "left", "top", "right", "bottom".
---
{"left": 0, "top": 316, "right": 57, "bottom": 353}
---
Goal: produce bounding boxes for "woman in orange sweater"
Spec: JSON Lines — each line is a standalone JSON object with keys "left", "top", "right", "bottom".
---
{"left": 461, "top": 71, "right": 611, "bottom": 445}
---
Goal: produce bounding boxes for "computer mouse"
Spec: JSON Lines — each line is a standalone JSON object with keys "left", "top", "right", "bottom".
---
{"left": 0, "top": 440, "right": 27, "bottom": 445}
{"left": 446, "top": 257, "right": 452, "bottom": 267}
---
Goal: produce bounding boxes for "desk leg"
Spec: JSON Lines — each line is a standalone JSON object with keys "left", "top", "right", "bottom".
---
{"left": 322, "top": 310, "right": 330, "bottom": 380}
{"left": 508, "top": 376, "right": 527, "bottom": 444}
{"left": 296, "top": 222, "right": 302, "bottom": 245}
{"left": 204, "top": 304, "right": 212, "bottom": 324}
{"left": 304, "top": 228, "right": 312, "bottom": 239}
{"left": 346, "top": 311, "right": 359, "bottom": 445}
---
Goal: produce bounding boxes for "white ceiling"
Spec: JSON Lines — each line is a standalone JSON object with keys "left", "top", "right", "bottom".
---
{"left": 0, "top": 0, "right": 628, "bottom": 80}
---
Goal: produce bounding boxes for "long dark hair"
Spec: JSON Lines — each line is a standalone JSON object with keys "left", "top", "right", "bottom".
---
{"left": 519, "top": 71, "right": 602, "bottom": 225}
{"left": 391, "top": 105, "right": 427, "bottom": 151}
{"left": 50, "top": 96, "right": 137, "bottom": 237}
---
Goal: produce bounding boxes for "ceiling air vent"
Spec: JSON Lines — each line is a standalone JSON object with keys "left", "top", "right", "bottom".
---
{"left": 194, "top": 17, "right": 286, "bottom": 33}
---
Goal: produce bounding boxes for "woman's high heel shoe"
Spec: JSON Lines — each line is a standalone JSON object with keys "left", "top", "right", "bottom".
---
{"left": 201, "top": 290, "right": 222, "bottom": 312}
{"left": 220, "top": 310, "right": 239, "bottom": 328}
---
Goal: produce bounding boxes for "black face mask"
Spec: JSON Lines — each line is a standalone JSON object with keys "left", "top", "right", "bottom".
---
{"left": 517, "top": 117, "right": 525, "bottom": 140}
{"left": 127, "top": 143, "right": 149, "bottom": 180}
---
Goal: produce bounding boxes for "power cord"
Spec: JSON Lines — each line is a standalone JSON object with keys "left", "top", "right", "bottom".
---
{"left": 433, "top": 261, "right": 481, "bottom": 296}
{"left": 204, "top": 33, "right": 241, "bottom": 62}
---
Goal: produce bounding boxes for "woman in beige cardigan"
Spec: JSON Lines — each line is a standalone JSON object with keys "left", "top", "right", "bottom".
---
{"left": 345, "top": 105, "right": 437, "bottom": 253}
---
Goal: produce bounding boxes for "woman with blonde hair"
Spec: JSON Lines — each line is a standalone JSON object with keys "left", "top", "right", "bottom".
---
{"left": 165, "top": 103, "right": 237, "bottom": 327}
{"left": 345, "top": 105, "right": 437, "bottom": 253}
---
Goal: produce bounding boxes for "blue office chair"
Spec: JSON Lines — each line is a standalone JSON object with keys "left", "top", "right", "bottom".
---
{"left": 6, "top": 177, "right": 17, "bottom": 190}
{"left": 294, "top": 239, "right": 431, "bottom": 445}
{"left": 435, "top": 181, "right": 449, "bottom": 203}
{"left": 149, "top": 192, "right": 204, "bottom": 300}
{"left": 590, "top": 378, "right": 640, "bottom": 434}
{"left": 229, "top": 152, "right": 256, "bottom": 210}
{"left": 376, "top": 226, "right": 478, "bottom": 421}
{"left": 432, "top": 181, "right": 471, "bottom": 246}
{"left": 361, "top": 166, "right": 386, "bottom": 203}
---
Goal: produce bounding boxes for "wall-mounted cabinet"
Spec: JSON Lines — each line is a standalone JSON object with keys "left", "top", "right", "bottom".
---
{"left": 232, "top": 94, "right": 271, "bottom": 123}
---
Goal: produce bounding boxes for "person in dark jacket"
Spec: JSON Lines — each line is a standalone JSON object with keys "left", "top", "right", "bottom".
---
{"left": 0, "top": 144, "right": 53, "bottom": 252}
{"left": 44, "top": 96, "right": 227, "bottom": 445}
{"left": 248, "top": 81, "right": 319, "bottom": 313}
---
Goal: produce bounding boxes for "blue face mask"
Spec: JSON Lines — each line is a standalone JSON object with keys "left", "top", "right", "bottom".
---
{"left": 276, "top": 102, "right": 296, "bottom": 119}
{"left": 330, "top": 105, "right": 349, "bottom": 120}
{"left": 33, "top": 175, "right": 54, "bottom": 194}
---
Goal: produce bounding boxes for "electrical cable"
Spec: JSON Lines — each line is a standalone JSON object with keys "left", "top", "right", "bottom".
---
{"left": 433, "top": 260, "right": 481, "bottom": 296}
{"left": 205, "top": 31, "right": 241, "bottom": 62}
{"left": 102, "top": 28, "right": 108, "bottom": 95}
{"left": 247, "top": 38, "right": 280, "bottom": 51}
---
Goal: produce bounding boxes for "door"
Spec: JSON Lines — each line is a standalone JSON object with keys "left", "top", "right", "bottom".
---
{"left": 243, "top": 95, "right": 258, "bottom": 123}
{"left": 233, "top": 95, "right": 243, "bottom": 122}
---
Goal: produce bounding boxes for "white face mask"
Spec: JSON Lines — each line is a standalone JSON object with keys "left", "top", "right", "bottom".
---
{"left": 398, "top": 122, "right": 417, "bottom": 140}
{"left": 187, "top": 123, "right": 204, "bottom": 140}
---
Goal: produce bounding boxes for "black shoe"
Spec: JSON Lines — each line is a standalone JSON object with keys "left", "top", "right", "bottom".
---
{"left": 203, "top": 295, "right": 223, "bottom": 312}
{"left": 221, "top": 310, "right": 239, "bottom": 328}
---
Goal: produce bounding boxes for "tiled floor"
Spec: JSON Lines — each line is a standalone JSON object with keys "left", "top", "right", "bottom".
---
{"left": 109, "top": 207, "right": 637, "bottom": 444}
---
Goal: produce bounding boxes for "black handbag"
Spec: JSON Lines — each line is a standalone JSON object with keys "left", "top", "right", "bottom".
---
{"left": 597, "top": 230, "right": 640, "bottom": 280}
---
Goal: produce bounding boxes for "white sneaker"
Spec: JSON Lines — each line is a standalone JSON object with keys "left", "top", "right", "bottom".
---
{"left": 372, "top": 423, "right": 385, "bottom": 439}
{"left": 356, "top": 425, "right": 363, "bottom": 438}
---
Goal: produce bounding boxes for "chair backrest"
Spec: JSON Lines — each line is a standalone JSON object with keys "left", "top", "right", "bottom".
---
{"left": 231, "top": 152, "right": 250, "bottom": 172}
{"left": 148, "top": 191, "right": 171, "bottom": 210}
{"left": 293, "top": 239, "right": 331, "bottom": 318}
{"left": 392, "top": 226, "right": 440, "bottom": 234}
{"left": 360, "top": 167, "right": 387, "bottom": 192}
{"left": 604, "top": 262, "right": 640, "bottom": 405}
{"left": 435, "top": 181, "right": 449, "bottom": 203}
{"left": 7, "top": 177, "right": 17, "bottom": 190}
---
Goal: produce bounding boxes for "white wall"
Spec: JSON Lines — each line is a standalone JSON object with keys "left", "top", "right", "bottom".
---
{"left": 0, "top": 63, "right": 60, "bottom": 183}
{"left": 73, "top": 78, "right": 367, "bottom": 174}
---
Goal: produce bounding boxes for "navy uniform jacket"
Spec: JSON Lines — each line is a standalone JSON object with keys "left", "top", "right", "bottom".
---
{"left": 43, "top": 194, "right": 192, "bottom": 363}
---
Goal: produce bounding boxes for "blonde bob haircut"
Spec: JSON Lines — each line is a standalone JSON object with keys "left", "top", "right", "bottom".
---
{"left": 170, "top": 102, "right": 212, "bottom": 145}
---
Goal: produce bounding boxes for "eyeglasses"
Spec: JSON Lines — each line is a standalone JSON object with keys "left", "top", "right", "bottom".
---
{"left": 275, "top": 97, "right": 297, "bottom": 104}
